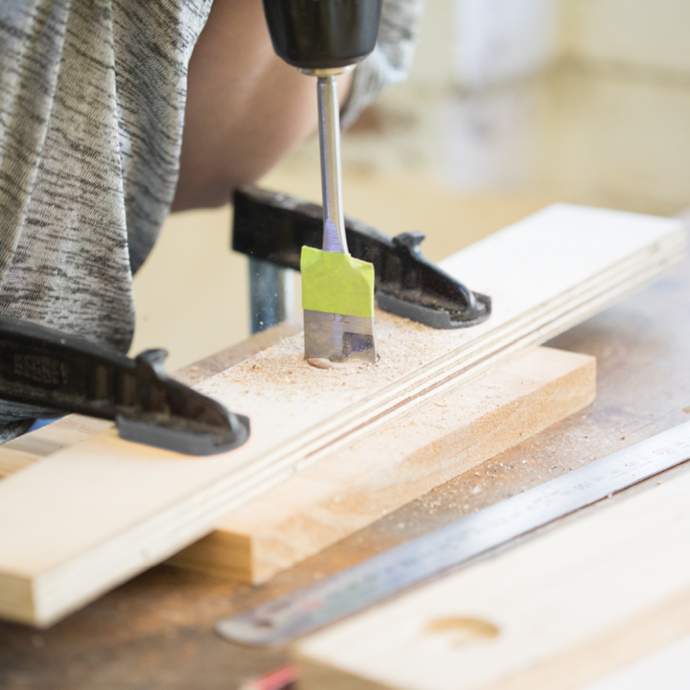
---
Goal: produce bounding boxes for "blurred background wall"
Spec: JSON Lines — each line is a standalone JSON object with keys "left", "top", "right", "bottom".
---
{"left": 131, "top": 0, "right": 690, "bottom": 370}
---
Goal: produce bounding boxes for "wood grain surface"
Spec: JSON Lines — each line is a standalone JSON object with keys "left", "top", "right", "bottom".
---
{"left": 296, "top": 451, "right": 690, "bottom": 690}
{"left": 0, "top": 248, "right": 688, "bottom": 690}
{"left": 0, "top": 343, "right": 596, "bottom": 587}
{"left": 173, "top": 347, "right": 595, "bottom": 583}
{"left": 0, "top": 204, "right": 679, "bottom": 628}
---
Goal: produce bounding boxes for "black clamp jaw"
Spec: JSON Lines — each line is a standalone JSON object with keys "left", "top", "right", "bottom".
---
{"left": 232, "top": 186, "right": 491, "bottom": 329}
{"left": 0, "top": 316, "right": 250, "bottom": 456}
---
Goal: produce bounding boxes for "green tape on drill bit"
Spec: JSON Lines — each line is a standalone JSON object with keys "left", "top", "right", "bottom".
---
{"left": 301, "top": 246, "right": 375, "bottom": 319}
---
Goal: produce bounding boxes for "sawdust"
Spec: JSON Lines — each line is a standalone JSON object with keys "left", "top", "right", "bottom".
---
{"left": 197, "top": 310, "right": 475, "bottom": 407}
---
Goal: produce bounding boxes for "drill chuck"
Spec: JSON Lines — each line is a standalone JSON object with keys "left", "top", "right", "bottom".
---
{"left": 262, "top": 0, "right": 382, "bottom": 71}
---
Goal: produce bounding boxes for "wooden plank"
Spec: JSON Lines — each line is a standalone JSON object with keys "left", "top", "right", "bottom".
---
{"left": 0, "top": 204, "right": 682, "bottom": 627}
{"left": 172, "top": 347, "right": 595, "bottom": 583}
{"left": 0, "top": 348, "right": 596, "bottom": 585}
{"left": 295, "top": 447, "right": 690, "bottom": 690}
{"left": 0, "top": 416, "right": 109, "bottom": 480}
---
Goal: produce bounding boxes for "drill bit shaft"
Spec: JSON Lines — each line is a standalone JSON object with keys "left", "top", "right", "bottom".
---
{"left": 317, "top": 74, "right": 348, "bottom": 254}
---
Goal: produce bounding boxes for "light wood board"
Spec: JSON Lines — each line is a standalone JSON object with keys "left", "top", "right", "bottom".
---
{"left": 0, "top": 204, "right": 682, "bottom": 627}
{"left": 172, "top": 347, "right": 595, "bottom": 583}
{"left": 295, "top": 436, "right": 690, "bottom": 690}
{"left": 0, "top": 348, "right": 596, "bottom": 586}
{"left": 0, "top": 417, "right": 110, "bottom": 481}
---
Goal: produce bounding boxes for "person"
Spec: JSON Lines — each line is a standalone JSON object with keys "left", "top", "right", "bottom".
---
{"left": 0, "top": 0, "right": 424, "bottom": 443}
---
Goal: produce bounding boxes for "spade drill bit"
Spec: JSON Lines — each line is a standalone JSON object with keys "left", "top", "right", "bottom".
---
{"left": 262, "top": 0, "right": 382, "bottom": 363}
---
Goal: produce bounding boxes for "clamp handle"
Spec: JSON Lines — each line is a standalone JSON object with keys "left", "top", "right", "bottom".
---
{"left": 0, "top": 316, "right": 250, "bottom": 455}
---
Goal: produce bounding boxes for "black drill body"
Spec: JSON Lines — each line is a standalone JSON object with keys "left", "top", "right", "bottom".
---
{"left": 262, "top": 0, "right": 382, "bottom": 71}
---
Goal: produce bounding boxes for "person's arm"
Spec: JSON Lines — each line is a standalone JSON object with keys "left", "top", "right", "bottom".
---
{"left": 172, "top": 0, "right": 352, "bottom": 211}
{"left": 172, "top": 0, "right": 425, "bottom": 212}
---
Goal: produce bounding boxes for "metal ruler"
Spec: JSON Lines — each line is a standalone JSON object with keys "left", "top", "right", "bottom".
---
{"left": 217, "top": 421, "right": 690, "bottom": 646}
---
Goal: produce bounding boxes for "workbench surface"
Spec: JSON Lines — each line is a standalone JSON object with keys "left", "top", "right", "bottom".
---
{"left": 1, "top": 253, "right": 688, "bottom": 690}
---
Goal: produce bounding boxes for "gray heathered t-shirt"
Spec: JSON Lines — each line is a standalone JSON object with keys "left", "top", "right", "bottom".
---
{"left": 0, "top": 0, "right": 424, "bottom": 443}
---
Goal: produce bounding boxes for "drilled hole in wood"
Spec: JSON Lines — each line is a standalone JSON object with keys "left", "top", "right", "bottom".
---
{"left": 425, "top": 616, "right": 499, "bottom": 647}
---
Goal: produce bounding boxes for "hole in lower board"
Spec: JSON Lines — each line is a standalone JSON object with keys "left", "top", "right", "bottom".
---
{"left": 425, "top": 617, "right": 499, "bottom": 647}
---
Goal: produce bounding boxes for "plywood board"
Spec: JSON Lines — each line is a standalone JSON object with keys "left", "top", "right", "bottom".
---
{"left": 172, "top": 347, "right": 595, "bottom": 583}
{"left": 0, "top": 204, "right": 682, "bottom": 627}
{"left": 0, "top": 417, "right": 109, "bottom": 481}
{"left": 295, "top": 441, "right": 690, "bottom": 690}
{"left": 0, "top": 348, "right": 596, "bottom": 586}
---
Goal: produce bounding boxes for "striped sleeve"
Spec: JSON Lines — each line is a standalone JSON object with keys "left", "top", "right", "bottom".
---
{"left": 341, "top": 0, "right": 426, "bottom": 128}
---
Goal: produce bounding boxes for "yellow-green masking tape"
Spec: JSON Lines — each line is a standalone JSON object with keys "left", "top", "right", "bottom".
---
{"left": 301, "top": 246, "right": 375, "bottom": 319}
